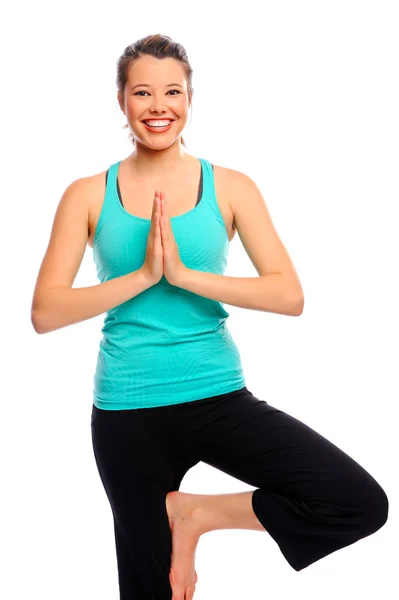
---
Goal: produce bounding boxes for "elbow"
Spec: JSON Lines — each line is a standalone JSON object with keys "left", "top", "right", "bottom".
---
{"left": 292, "top": 293, "right": 304, "bottom": 316}
{"left": 283, "top": 276, "right": 304, "bottom": 316}
{"left": 31, "top": 311, "right": 47, "bottom": 334}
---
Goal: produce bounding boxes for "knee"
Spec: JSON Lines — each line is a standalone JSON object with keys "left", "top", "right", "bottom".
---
{"left": 360, "top": 482, "right": 389, "bottom": 535}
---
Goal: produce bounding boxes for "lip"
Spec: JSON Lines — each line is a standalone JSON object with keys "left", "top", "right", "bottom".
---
{"left": 141, "top": 120, "right": 175, "bottom": 133}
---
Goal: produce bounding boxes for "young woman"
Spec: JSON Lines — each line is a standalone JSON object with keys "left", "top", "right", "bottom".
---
{"left": 31, "top": 34, "right": 388, "bottom": 600}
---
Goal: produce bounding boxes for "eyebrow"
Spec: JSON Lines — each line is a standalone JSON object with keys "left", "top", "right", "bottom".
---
{"left": 130, "top": 83, "right": 183, "bottom": 91}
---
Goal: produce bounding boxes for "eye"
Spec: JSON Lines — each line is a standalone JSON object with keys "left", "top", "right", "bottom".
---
{"left": 134, "top": 89, "right": 181, "bottom": 96}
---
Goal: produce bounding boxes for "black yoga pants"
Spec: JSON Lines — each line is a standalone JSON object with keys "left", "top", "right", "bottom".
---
{"left": 90, "top": 385, "right": 388, "bottom": 599}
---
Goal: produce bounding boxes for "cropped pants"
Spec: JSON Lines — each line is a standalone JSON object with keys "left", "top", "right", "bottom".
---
{"left": 91, "top": 385, "right": 388, "bottom": 599}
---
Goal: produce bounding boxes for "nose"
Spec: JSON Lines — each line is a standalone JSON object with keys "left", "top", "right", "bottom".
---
{"left": 149, "top": 97, "right": 169, "bottom": 115}
{"left": 150, "top": 108, "right": 167, "bottom": 116}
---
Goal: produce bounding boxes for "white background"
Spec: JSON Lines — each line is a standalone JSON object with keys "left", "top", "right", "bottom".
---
{"left": 2, "top": 0, "right": 398, "bottom": 598}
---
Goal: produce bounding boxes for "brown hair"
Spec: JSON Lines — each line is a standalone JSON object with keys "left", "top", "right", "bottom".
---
{"left": 116, "top": 34, "right": 194, "bottom": 147}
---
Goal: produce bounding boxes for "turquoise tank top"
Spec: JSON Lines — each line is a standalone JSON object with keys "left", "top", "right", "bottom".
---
{"left": 92, "top": 157, "right": 246, "bottom": 410}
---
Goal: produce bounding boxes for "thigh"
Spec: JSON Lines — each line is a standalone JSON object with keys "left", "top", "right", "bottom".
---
{"left": 91, "top": 402, "right": 194, "bottom": 494}
{"left": 182, "top": 387, "right": 383, "bottom": 507}
{"left": 90, "top": 403, "right": 197, "bottom": 599}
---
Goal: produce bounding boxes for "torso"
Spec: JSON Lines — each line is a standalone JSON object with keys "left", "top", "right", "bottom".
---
{"left": 87, "top": 155, "right": 237, "bottom": 248}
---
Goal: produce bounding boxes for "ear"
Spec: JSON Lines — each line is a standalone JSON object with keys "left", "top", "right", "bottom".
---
{"left": 117, "top": 93, "right": 124, "bottom": 114}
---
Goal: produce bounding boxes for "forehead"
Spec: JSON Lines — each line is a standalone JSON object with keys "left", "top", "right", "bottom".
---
{"left": 127, "top": 55, "right": 186, "bottom": 83}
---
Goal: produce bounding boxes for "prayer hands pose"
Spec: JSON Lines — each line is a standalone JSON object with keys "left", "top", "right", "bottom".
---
{"left": 141, "top": 190, "right": 187, "bottom": 286}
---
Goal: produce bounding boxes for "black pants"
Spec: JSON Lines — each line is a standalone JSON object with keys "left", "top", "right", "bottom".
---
{"left": 91, "top": 385, "right": 388, "bottom": 599}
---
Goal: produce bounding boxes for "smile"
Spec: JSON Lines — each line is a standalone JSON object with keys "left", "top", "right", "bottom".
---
{"left": 142, "top": 120, "right": 174, "bottom": 132}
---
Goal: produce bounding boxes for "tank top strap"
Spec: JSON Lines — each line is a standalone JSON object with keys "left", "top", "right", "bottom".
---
{"left": 199, "top": 157, "right": 225, "bottom": 230}
{"left": 107, "top": 160, "right": 121, "bottom": 204}
{"left": 93, "top": 161, "right": 122, "bottom": 245}
{"left": 96, "top": 158, "right": 222, "bottom": 244}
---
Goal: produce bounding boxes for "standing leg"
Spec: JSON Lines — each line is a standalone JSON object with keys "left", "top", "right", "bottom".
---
{"left": 90, "top": 402, "right": 200, "bottom": 598}
{"left": 110, "top": 489, "right": 172, "bottom": 599}
{"left": 112, "top": 516, "right": 147, "bottom": 598}
{"left": 177, "top": 386, "right": 389, "bottom": 572}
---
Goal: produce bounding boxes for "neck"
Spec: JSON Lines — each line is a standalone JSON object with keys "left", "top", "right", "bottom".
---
{"left": 127, "top": 140, "right": 191, "bottom": 177}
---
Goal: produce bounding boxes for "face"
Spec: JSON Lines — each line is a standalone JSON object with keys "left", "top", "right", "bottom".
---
{"left": 118, "top": 55, "right": 191, "bottom": 148}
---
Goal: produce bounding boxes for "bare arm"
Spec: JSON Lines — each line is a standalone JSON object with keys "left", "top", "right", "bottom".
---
{"left": 177, "top": 269, "right": 302, "bottom": 316}
{"left": 32, "top": 271, "right": 152, "bottom": 334}
{"left": 177, "top": 166, "right": 304, "bottom": 316}
{"left": 31, "top": 177, "right": 152, "bottom": 334}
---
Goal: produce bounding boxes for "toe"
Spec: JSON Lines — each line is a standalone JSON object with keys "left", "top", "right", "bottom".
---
{"left": 185, "top": 582, "right": 196, "bottom": 599}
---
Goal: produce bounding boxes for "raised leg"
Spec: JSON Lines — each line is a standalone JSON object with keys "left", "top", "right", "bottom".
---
{"left": 178, "top": 387, "right": 389, "bottom": 572}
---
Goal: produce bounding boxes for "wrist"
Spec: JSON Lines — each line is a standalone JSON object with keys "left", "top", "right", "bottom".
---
{"left": 173, "top": 266, "right": 191, "bottom": 288}
{"left": 136, "top": 267, "right": 156, "bottom": 290}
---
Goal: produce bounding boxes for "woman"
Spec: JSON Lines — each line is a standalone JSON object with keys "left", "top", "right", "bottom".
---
{"left": 31, "top": 34, "right": 388, "bottom": 600}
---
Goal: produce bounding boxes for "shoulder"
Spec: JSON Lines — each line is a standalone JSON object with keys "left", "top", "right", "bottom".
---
{"left": 211, "top": 163, "right": 255, "bottom": 215}
{"left": 68, "top": 168, "right": 108, "bottom": 221}
{"left": 212, "top": 162, "right": 253, "bottom": 190}
{"left": 65, "top": 168, "right": 107, "bottom": 200}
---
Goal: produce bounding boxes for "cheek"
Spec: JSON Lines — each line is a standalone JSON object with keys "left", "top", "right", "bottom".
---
{"left": 127, "top": 102, "right": 140, "bottom": 116}
{"left": 125, "top": 98, "right": 144, "bottom": 114}
{"left": 174, "top": 103, "right": 189, "bottom": 119}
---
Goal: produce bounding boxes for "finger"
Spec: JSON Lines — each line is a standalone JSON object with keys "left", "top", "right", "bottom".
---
{"left": 159, "top": 193, "right": 166, "bottom": 233}
{"left": 157, "top": 192, "right": 163, "bottom": 228}
{"left": 151, "top": 190, "right": 158, "bottom": 232}
{"left": 160, "top": 214, "right": 168, "bottom": 240}
{"left": 160, "top": 192, "right": 169, "bottom": 231}
{"left": 163, "top": 195, "right": 172, "bottom": 232}
{"left": 152, "top": 190, "right": 157, "bottom": 214}
{"left": 155, "top": 197, "right": 162, "bottom": 240}
{"left": 156, "top": 195, "right": 163, "bottom": 239}
{"left": 162, "top": 191, "right": 168, "bottom": 215}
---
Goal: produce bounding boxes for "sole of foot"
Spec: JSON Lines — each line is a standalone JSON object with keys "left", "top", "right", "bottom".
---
{"left": 166, "top": 491, "right": 202, "bottom": 589}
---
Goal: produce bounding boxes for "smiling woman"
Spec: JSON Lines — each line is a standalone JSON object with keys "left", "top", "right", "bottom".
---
{"left": 117, "top": 37, "right": 193, "bottom": 149}
{"left": 31, "top": 31, "right": 389, "bottom": 600}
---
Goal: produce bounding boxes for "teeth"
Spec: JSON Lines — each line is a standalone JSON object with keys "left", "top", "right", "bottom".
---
{"left": 144, "top": 120, "right": 171, "bottom": 126}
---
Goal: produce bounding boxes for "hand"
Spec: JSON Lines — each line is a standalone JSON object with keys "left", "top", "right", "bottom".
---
{"left": 141, "top": 191, "right": 164, "bottom": 285}
{"left": 159, "top": 191, "right": 187, "bottom": 286}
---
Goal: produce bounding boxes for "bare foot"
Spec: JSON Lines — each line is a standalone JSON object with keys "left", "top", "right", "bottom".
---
{"left": 165, "top": 491, "right": 202, "bottom": 598}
